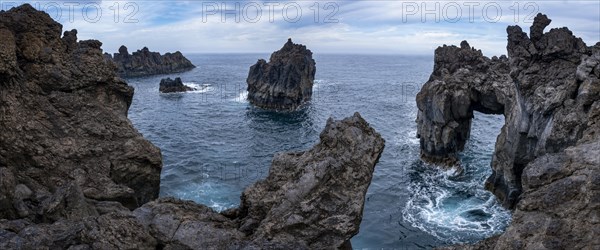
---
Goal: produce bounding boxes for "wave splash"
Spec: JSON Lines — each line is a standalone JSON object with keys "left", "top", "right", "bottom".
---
{"left": 402, "top": 162, "right": 512, "bottom": 244}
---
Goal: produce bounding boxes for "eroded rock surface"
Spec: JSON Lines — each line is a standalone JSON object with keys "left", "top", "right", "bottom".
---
{"left": 105, "top": 45, "right": 195, "bottom": 78}
{"left": 159, "top": 77, "right": 195, "bottom": 93}
{"left": 417, "top": 13, "right": 600, "bottom": 249}
{"left": 0, "top": 4, "right": 162, "bottom": 219}
{"left": 247, "top": 38, "right": 316, "bottom": 110}
{"left": 236, "top": 112, "right": 385, "bottom": 248}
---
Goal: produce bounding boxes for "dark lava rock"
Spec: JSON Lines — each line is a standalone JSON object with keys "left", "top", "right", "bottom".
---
{"left": 417, "top": 13, "right": 600, "bottom": 249}
{"left": 237, "top": 112, "right": 385, "bottom": 248}
{"left": 247, "top": 38, "right": 316, "bottom": 110}
{"left": 0, "top": 3, "right": 162, "bottom": 217}
{"left": 159, "top": 77, "right": 195, "bottom": 93}
{"left": 105, "top": 45, "right": 195, "bottom": 78}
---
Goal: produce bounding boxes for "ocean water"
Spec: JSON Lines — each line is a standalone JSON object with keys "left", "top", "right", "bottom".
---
{"left": 127, "top": 54, "right": 511, "bottom": 249}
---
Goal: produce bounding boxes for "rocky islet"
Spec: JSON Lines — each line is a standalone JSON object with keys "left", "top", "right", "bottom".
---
{"left": 104, "top": 45, "right": 196, "bottom": 78}
{"left": 159, "top": 77, "right": 195, "bottom": 93}
{"left": 246, "top": 38, "right": 316, "bottom": 111}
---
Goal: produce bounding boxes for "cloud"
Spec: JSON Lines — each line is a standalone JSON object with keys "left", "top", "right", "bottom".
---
{"left": 1, "top": 0, "right": 598, "bottom": 55}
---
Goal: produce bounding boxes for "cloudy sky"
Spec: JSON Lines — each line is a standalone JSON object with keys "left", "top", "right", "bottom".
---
{"left": 2, "top": 1, "right": 599, "bottom": 56}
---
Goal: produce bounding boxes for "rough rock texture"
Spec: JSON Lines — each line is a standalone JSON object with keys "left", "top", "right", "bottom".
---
{"left": 105, "top": 46, "right": 195, "bottom": 78}
{"left": 0, "top": 4, "right": 161, "bottom": 249}
{"left": 0, "top": 3, "right": 162, "bottom": 220}
{"left": 159, "top": 77, "right": 195, "bottom": 93}
{"left": 236, "top": 112, "right": 385, "bottom": 248}
{"left": 247, "top": 38, "right": 316, "bottom": 110}
{"left": 417, "top": 13, "right": 600, "bottom": 249}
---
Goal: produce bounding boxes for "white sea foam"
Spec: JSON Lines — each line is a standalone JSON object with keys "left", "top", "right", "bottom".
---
{"left": 407, "top": 129, "right": 420, "bottom": 145}
{"left": 401, "top": 166, "right": 512, "bottom": 244}
{"left": 232, "top": 91, "right": 248, "bottom": 103}
{"left": 186, "top": 83, "right": 214, "bottom": 93}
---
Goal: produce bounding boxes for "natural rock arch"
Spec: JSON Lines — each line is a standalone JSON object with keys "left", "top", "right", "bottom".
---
{"left": 416, "top": 13, "right": 596, "bottom": 210}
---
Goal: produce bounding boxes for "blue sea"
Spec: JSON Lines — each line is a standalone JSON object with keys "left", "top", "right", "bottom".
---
{"left": 126, "top": 54, "right": 511, "bottom": 249}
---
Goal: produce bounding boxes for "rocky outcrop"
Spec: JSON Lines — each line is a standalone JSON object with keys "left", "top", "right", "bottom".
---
{"left": 247, "top": 38, "right": 316, "bottom": 110}
{"left": 159, "top": 77, "right": 195, "bottom": 93}
{"left": 105, "top": 46, "right": 195, "bottom": 78}
{"left": 235, "top": 112, "right": 385, "bottom": 248}
{"left": 133, "top": 113, "right": 384, "bottom": 249}
{"left": 417, "top": 13, "right": 600, "bottom": 249}
{"left": 0, "top": 3, "right": 162, "bottom": 222}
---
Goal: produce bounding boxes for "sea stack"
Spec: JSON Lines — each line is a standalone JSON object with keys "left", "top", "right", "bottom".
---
{"left": 159, "top": 77, "right": 195, "bottom": 93}
{"left": 417, "top": 13, "right": 600, "bottom": 249}
{"left": 246, "top": 38, "right": 316, "bottom": 110}
{"left": 105, "top": 46, "right": 196, "bottom": 78}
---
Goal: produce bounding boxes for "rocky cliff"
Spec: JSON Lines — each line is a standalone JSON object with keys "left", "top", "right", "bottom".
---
{"left": 247, "top": 38, "right": 316, "bottom": 110}
{"left": 105, "top": 45, "right": 195, "bottom": 78}
{"left": 0, "top": 5, "right": 384, "bottom": 249}
{"left": 417, "top": 14, "right": 600, "bottom": 248}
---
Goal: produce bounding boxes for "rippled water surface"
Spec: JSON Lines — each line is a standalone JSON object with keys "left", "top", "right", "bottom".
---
{"left": 127, "top": 54, "right": 511, "bottom": 249}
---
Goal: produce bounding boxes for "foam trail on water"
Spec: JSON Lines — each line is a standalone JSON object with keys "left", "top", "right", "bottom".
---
{"left": 233, "top": 90, "right": 248, "bottom": 103}
{"left": 402, "top": 163, "right": 512, "bottom": 244}
{"left": 186, "top": 83, "right": 214, "bottom": 93}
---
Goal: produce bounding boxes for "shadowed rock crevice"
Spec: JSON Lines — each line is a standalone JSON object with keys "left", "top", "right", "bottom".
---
{"left": 418, "top": 13, "right": 600, "bottom": 249}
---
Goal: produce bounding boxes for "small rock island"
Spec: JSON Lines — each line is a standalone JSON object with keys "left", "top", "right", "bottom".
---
{"left": 159, "top": 77, "right": 195, "bottom": 93}
{"left": 104, "top": 46, "right": 195, "bottom": 78}
{"left": 246, "top": 38, "right": 316, "bottom": 110}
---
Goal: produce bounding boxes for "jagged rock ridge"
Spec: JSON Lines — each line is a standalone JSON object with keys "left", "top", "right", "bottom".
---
{"left": 417, "top": 13, "right": 600, "bottom": 249}
{"left": 0, "top": 5, "right": 384, "bottom": 249}
{"left": 247, "top": 38, "right": 316, "bottom": 110}
{"left": 104, "top": 45, "right": 195, "bottom": 78}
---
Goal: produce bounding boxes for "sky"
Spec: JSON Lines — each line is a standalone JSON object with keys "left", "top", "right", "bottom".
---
{"left": 1, "top": 0, "right": 599, "bottom": 56}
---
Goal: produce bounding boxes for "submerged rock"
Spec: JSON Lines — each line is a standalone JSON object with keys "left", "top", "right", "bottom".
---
{"left": 105, "top": 45, "right": 195, "bottom": 78}
{"left": 159, "top": 77, "right": 195, "bottom": 93}
{"left": 247, "top": 38, "right": 316, "bottom": 110}
{"left": 417, "top": 13, "right": 600, "bottom": 249}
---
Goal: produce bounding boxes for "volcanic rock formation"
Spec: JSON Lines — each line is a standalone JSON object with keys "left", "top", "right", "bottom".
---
{"left": 159, "top": 77, "right": 195, "bottom": 93}
{"left": 136, "top": 113, "right": 385, "bottom": 249}
{"left": 0, "top": 5, "right": 384, "bottom": 249}
{"left": 105, "top": 46, "right": 195, "bottom": 78}
{"left": 247, "top": 38, "right": 316, "bottom": 110}
{"left": 417, "top": 13, "right": 600, "bottom": 249}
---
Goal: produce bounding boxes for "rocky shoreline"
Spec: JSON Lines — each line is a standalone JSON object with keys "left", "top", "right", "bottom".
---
{"left": 417, "top": 14, "right": 600, "bottom": 249}
{"left": 1, "top": 3, "right": 598, "bottom": 249}
{"left": 0, "top": 5, "right": 384, "bottom": 249}
{"left": 104, "top": 45, "right": 195, "bottom": 78}
{"left": 247, "top": 38, "right": 316, "bottom": 111}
